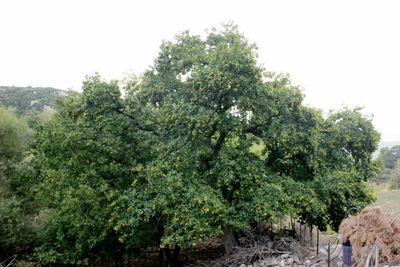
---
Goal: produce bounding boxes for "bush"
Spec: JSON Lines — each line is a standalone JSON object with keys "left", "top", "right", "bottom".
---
{"left": 0, "top": 189, "right": 38, "bottom": 258}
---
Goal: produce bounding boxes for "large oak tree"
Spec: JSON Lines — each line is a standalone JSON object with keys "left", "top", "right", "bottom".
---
{"left": 32, "top": 24, "right": 380, "bottom": 266}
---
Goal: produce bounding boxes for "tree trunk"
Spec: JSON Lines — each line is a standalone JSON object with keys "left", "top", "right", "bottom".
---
{"left": 157, "top": 224, "right": 167, "bottom": 267}
{"left": 159, "top": 248, "right": 166, "bottom": 267}
{"left": 223, "top": 227, "right": 237, "bottom": 254}
{"left": 172, "top": 245, "right": 180, "bottom": 262}
{"left": 158, "top": 246, "right": 181, "bottom": 267}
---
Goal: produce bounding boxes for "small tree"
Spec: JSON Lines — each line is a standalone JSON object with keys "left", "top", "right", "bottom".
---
{"left": 0, "top": 108, "right": 37, "bottom": 258}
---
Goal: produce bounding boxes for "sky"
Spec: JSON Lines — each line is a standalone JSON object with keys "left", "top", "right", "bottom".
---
{"left": 1, "top": 0, "right": 399, "bottom": 141}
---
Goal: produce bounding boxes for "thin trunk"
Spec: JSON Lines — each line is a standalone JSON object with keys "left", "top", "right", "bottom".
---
{"left": 290, "top": 217, "right": 295, "bottom": 231}
{"left": 317, "top": 228, "right": 320, "bottom": 255}
{"left": 223, "top": 227, "right": 237, "bottom": 254}
{"left": 327, "top": 241, "right": 331, "bottom": 267}
{"left": 159, "top": 248, "right": 166, "bottom": 267}
{"left": 165, "top": 247, "right": 172, "bottom": 263}
{"left": 158, "top": 246, "right": 180, "bottom": 267}
{"left": 171, "top": 245, "right": 181, "bottom": 266}
{"left": 158, "top": 224, "right": 166, "bottom": 267}
{"left": 299, "top": 223, "right": 302, "bottom": 239}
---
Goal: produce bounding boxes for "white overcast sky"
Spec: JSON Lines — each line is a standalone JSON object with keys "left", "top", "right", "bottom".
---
{"left": 1, "top": 0, "right": 399, "bottom": 141}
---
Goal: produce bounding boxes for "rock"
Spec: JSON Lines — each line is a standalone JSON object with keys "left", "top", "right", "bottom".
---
{"left": 304, "top": 260, "right": 311, "bottom": 266}
{"left": 318, "top": 247, "right": 328, "bottom": 256}
{"left": 293, "top": 256, "right": 301, "bottom": 264}
{"left": 239, "top": 264, "right": 246, "bottom": 267}
{"left": 281, "top": 254, "right": 290, "bottom": 259}
{"left": 280, "top": 259, "right": 285, "bottom": 267}
{"left": 270, "top": 258, "right": 279, "bottom": 266}
{"left": 286, "top": 258, "right": 294, "bottom": 265}
{"left": 336, "top": 261, "right": 343, "bottom": 267}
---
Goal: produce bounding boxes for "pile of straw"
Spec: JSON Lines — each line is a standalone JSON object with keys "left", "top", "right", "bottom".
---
{"left": 339, "top": 207, "right": 400, "bottom": 265}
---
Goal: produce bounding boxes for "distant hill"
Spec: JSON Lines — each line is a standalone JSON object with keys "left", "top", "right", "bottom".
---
{"left": 0, "top": 86, "right": 69, "bottom": 114}
{"left": 379, "top": 141, "right": 400, "bottom": 150}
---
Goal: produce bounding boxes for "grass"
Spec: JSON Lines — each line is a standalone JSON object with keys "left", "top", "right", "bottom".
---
{"left": 372, "top": 189, "right": 400, "bottom": 215}
{"left": 368, "top": 182, "right": 391, "bottom": 195}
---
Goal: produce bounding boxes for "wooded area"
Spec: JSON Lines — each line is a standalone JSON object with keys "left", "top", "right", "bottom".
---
{"left": 0, "top": 25, "right": 381, "bottom": 266}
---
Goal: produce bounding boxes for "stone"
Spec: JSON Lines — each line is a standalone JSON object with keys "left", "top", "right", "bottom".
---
{"left": 270, "top": 258, "right": 279, "bottom": 265}
{"left": 318, "top": 248, "right": 328, "bottom": 256}
{"left": 281, "top": 254, "right": 290, "bottom": 259}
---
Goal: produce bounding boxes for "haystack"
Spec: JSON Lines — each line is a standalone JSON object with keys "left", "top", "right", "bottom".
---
{"left": 339, "top": 207, "right": 400, "bottom": 266}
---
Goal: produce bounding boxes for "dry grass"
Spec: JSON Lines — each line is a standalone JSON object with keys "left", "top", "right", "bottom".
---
{"left": 373, "top": 190, "right": 400, "bottom": 215}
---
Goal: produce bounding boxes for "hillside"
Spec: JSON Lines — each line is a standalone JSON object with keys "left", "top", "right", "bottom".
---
{"left": 0, "top": 86, "right": 69, "bottom": 114}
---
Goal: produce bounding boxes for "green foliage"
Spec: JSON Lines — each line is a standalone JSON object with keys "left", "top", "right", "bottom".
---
{"left": 0, "top": 108, "right": 38, "bottom": 258}
{"left": 0, "top": 186, "right": 38, "bottom": 257}
{"left": 27, "top": 24, "right": 381, "bottom": 265}
{"left": 380, "top": 145, "right": 400, "bottom": 169}
{"left": 111, "top": 172, "right": 226, "bottom": 248}
{"left": 321, "top": 108, "right": 381, "bottom": 179}
{"left": 0, "top": 107, "right": 29, "bottom": 163}
{"left": 371, "top": 144, "right": 400, "bottom": 184}
{"left": 278, "top": 177, "right": 327, "bottom": 226}
{"left": 120, "top": 25, "right": 282, "bottom": 247}
{"left": 313, "top": 171, "right": 375, "bottom": 231}
{"left": 34, "top": 181, "right": 114, "bottom": 265}
{"left": 114, "top": 24, "right": 379, "bottom": 253}
{"left": 31, "top": 74, "right": 155, "bottom": 264}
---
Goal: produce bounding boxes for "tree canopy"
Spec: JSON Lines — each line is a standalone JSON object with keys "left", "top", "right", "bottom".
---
{"left": 2, "top": 24, "right": 381, "bottom": 266}
{"left": 0, "top": 108, "right": 38, "bottom": 258}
